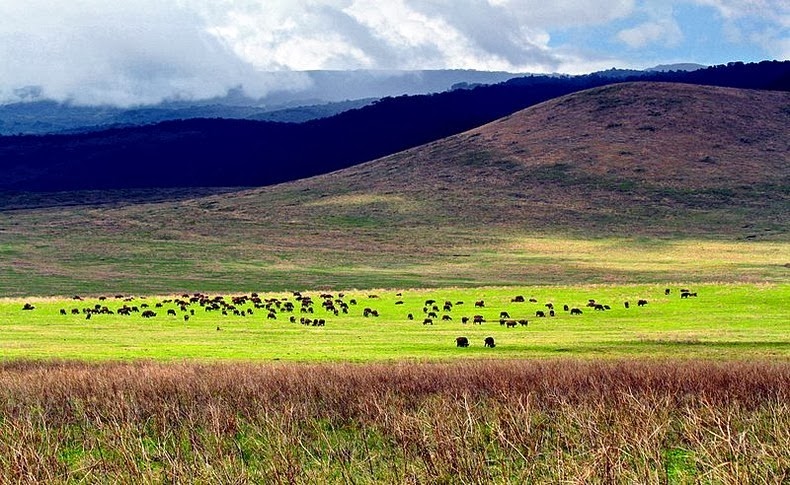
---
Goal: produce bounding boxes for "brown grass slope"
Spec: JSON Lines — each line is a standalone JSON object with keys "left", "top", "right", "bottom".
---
{"left": 181, "top": 82, "right": 788, "bottom": 240}
{"left": 1, "top": 82, "right": 787, "bottom": 294}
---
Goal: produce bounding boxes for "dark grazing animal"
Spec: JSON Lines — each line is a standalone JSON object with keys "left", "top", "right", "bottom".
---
{"left": 570, "top": 308, "right": 583, "bottom": 315}
{"left": 456, "top": 336, "right": 469, "bottom": 347}
{"left": 484, "top": 337, "right": 495, "bottom": 348}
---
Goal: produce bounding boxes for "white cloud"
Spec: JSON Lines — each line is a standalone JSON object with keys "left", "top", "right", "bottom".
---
{"left": 692, "top": 0, "right": 789, "bottom": 58}
{"left": 618, "top": 18, "right": 684, "bottom": 48}
{"left": 0, "top": 0, "right": 310, "bottom": 105}
{"left": 195, "top": 0, "right": 638, "bottom": 72}
{"left": 0, "top": 0, "right": 784, "bottom": 106}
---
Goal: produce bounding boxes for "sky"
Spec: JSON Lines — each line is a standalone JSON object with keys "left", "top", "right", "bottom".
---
{"left": 0, "top": 0, "right": 786, "bottom": 106}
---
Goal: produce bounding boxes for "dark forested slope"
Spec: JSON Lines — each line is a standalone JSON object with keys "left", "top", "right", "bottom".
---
{"left": 1, "top": 61, "right": 787, "bottom": 192}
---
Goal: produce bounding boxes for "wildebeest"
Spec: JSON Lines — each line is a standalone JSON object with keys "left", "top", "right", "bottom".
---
{"left": 505, "top": 320, "right": 517, "bottom": 328}
{"left": 427, "top": 311, "right": 438, "bottom": 319}
{"left": 141, "top": 310, "right": 156, "bottom": 318}
{"left": 518, "top": 319, "right": 528, "bottom": 326}
{"left": 442, "top": 315, "right": 452, "bottom": 321}
{"left": 474, "top": 300, "right": 485, "bottom": 308}
{"left": 549, "top": 310, "right": 555, "bottom": 317}
{"left": 407, "top": 313, "right": 414, "bottom": 320}
{"left": 60, "top": 309, "right": 67, "bottom": 315}
{"left": 22, "top": 303, "right": 35, "bottom": 310}
{"left": 184, "top": 315, "right": 189, "bottom": 322}
{"left": 665, "top": 288, "right": 671, "bottom": 295}
{"left": 594, "top": 304, "right": 605, "bottom": 311}
{"left": 563, "top": 304, "right": 570, "bottom": 311}
{"left": 637, "top": 299, "right": 648, "bottom": 307}
{"left": 529, "top": 298, "right": 538, "bottom": 303}
{"left": 511, "top": 295, "right": 525, "bottom": 302}
{"left": 423, "top": 318, "right": 433, "bottom": 325}
{"left": 456, "top": 336, "right": 469, "bottom": 347}
{"left": 461, "top": 316, "right": 469, "bottom": 324}
{"left": 484, "top": 337, "right": 495, "bottom": 348}
{"left": 500, "top": 311, "right": 510, "bottom": 319}
{"left": 624, "top": 301, "right": 630, "bottom": 309}
{"left": 473, "top": 315, "right": 485, "bottom": 324}
{"left": 545, "top": 303, "right": 554, "bottom": 309}
{"left": 535, "top": 311, "right": 546, "bottom": 317}
{"left": 167, "top": 309, "right": 177, "bottom": 317}
{"left": 570, "top": 308, "right": 583, "bottom": 315}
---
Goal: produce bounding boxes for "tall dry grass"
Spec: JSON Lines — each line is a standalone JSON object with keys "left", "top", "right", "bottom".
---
{"left": 0, "top": 359, "right": 787, "bottom": 483}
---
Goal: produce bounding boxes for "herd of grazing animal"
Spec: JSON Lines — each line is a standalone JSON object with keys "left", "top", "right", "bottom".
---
{"left": 17, "top": 287, "right": 697, "bottom": 347}
{"left": 397, "top": 289, "right": 697, "bottom": 348}
{"left": 34, "top": 291, "right": 346, "bottom": 327}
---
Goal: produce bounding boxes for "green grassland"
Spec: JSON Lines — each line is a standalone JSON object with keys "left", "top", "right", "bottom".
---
{"left": 2, "top": 283, "right": 787, "bottom": 361}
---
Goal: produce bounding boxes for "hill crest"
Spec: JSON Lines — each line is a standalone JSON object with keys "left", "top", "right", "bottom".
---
{"left": 218, "top": 82, "right": 788, "bottom": 237}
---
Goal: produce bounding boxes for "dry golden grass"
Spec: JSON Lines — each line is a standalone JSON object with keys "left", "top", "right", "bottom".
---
{"left": 0, "top": 359, "right": 787, "bottom": 483}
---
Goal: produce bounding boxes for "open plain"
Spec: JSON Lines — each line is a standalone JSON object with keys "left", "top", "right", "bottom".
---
{"left": 0, "top": 82, "right": 788, "bottom": 482}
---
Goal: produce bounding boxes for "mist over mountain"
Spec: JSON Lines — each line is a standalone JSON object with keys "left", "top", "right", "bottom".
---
{"left": 0, "top": 98, "right": 376, "bottom": 136}
{"left": 0, "top": 61, "right": 786, "bottom": 193}
{"left": 0, "top": 70, "right": 524, "bottom": 136}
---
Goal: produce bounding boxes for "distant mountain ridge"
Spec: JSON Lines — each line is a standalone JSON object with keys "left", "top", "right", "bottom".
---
{"left": 0, "top": 98, "right": 376, "bottom": 136}
{"left": 0, "top": 65, "right": 705, "bottom": 136}
{"left": 0, "top": 61, "right": 787, "bottom": 193}
{"left": 0, "top": 70, "right": 526, "bottom": 135}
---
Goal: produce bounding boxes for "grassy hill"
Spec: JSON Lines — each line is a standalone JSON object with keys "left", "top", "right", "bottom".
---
{"left": 1, "top": 82, "right": 787, "bottom": 296}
